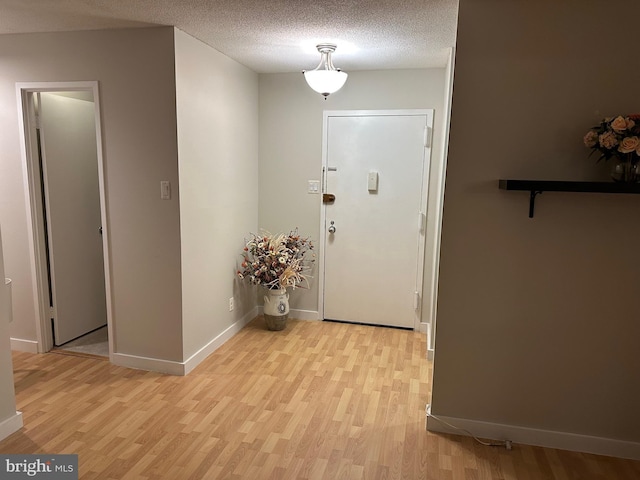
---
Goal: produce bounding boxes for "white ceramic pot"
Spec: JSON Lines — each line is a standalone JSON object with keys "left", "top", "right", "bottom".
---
{"left": 263, "top": 288, "right": 289, "bottom": 331}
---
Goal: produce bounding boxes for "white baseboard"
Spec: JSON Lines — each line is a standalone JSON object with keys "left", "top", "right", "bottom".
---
{"left": 0, "top": 412, "right": 23, "bottom": 442}
{"left": 111, "top": 351, "right": 184, "bottom": 376}
{"left": 426, "top": 409, "right": 640, "bottom": 461}
{"left": 112, "top": 307, "right": 259, "bottom": 376}
{"left": 257, "top": 307, "right": 319, "bottom": 321}
{"left": 10, "top": 338, "right": 38, "bottom": 353}
{"left": 182, "top": 306, "right": 258, "bottom": 375}
{"left": 427, "top": 348, "right": 434, "bottom": 361}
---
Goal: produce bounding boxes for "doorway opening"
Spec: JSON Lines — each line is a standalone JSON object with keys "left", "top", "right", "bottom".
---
{"left": 16, "top": 82, "right": 113, "bottom": 359}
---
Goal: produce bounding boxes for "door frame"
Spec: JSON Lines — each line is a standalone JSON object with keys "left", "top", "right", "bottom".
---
{"left": 15, "top": 81, "right": 113, "bottom": 357}
{"left": 318, "top": 109, "right": 433, "bottom": 331}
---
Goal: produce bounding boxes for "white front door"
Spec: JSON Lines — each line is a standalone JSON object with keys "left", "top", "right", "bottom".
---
{"left": 39, "top": 92, "right": 107, "bottom": 345}
{"left": 322, "top": 111, "right": 432, "bottom": 329}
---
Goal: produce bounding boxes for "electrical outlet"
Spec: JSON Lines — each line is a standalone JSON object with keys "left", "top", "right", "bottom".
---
{"left": 229, "top": 297, "right": 234, "bottom": 311}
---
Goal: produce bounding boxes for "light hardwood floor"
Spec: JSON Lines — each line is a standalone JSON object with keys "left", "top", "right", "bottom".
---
{"left": 1, "top": 318, "right": 639, "bottom": 479}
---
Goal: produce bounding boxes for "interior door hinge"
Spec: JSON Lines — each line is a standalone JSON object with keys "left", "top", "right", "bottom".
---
{"left": 419, "top": 211, "right": 426, "bottom": 233}
{"left": 414, "top": 291, "right": 421, "bottom": 310}
{"left": 49, "top": 306, "right": 54, "bottom": 318}
{"left": 424, "top": 126, "right": 431, "bottom": 148}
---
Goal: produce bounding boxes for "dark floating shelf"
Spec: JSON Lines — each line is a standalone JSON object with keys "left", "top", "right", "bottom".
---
{"left": 498, "top": 180, "right": 640, "bottom": 218}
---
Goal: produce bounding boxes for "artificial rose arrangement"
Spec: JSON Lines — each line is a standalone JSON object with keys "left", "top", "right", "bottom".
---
{"left": 583, "top": 115, "right": 640, "bottom": 164}
{"left": 237, "top": 230, "right": 314, "bottom": 291}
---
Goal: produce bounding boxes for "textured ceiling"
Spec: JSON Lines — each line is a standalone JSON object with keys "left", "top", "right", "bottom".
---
{"left": 0, "top": 0, "right": 458, "bottom": 73}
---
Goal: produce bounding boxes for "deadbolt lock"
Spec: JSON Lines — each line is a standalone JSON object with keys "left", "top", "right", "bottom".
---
{"left": 323, "top": 193, "right": 336, "bottom": 204}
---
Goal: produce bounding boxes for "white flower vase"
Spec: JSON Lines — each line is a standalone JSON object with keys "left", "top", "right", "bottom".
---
{"left": 263, "top": 288, "right": 289, "bottom": 331}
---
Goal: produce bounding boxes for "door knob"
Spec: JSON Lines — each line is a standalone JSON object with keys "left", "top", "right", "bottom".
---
{"left": 328, "top": 221, "right": 336, "bottom": 234}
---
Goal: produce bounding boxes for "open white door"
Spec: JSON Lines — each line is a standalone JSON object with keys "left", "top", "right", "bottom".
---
{"left": 39, "top": 92, "right": 107, "bottom": 345}
{"left": 322, "top": 110, "right": 432, "bottom": 329}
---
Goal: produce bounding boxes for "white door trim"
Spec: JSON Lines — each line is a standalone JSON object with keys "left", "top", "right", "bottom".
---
{"left": 427, "top": 47, "right": 456, "bottom": 358}
{"left": 15, "top": 81, "right": 114, "bottom": 358}
{"left": 319, "top": 109, "right": 433, "bottom": 331}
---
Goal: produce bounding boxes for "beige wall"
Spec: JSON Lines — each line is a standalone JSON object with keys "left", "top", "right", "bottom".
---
{"left": 174, "top": 30, "right": 259, "bottom": 360}
{"left": 432, "top": 0, "right": 640, "bottom": 444}
{"left": 0, "top": 28, "right": 184, "bottom": 361}
{"left": 258, "top": 69, "right": 446, "bottom": 315}
{"left": 0, "top": 228, "right": 21, "bottom": 440}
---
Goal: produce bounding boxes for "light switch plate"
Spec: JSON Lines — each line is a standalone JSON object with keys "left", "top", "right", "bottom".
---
{"left": 308, "top": 180, "right": 320, "bottom": 194}
{"left": 160, "top": 181, "right": 171, "bottom": 200}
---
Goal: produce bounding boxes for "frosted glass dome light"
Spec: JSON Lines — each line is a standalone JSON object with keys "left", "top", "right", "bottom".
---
{"left": 303, "top": 44, "right": 348, "bottom": 98}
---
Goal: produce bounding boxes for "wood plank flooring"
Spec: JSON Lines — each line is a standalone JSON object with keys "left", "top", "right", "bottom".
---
{"left": 1, "top": 317, "right": 639, "bottom": 479}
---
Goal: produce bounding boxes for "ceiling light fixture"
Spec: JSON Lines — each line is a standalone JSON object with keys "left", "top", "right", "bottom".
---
{"left": 303, "top": 43, "right": 348, "bottom": 98}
